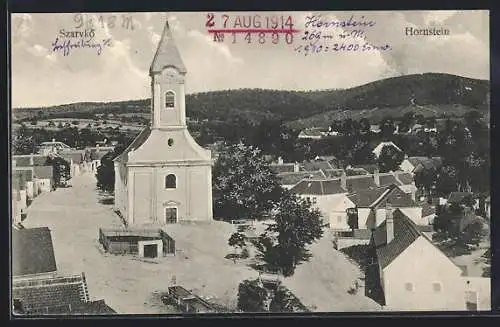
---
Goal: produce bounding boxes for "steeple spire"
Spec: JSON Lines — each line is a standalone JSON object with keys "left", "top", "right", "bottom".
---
{"left": 149, "top": 16, "right": 187, "bottom": 76}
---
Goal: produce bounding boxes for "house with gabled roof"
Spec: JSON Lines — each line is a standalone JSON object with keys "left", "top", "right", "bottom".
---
{"left": 368, "top": 208, "right": 468, "bottom": 311}
{"left": 372, "top": 141, "right": 403, "bottom": 159}
{"left": 12, "top": 227, "right": 115, "bottom": 315}
{"left": 400, "top": 156, "right": 443, "bottom": 174}
{"left": 347, "top": 184, "right": 424, "bottom": 231}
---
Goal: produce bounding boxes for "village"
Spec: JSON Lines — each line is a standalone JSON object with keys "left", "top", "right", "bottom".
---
{"left": 11, "top": 18, "right": 491, "bottom": 315}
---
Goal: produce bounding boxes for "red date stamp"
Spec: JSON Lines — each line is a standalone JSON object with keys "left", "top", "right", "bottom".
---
{"left": 205, "top": 13, "right": 300, "bottom": 45}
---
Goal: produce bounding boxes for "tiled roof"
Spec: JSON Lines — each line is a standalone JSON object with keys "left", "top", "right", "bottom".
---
{"left": 114, "top": 127, "right": 151, "bottom": 163}
{"left": 378, "top": 174, "right": 400, "bottom": 187}
{"left": 348, "top": 187, "right": 389, "bottom": 207}
{"left": 290, "top": 178, "right": 346, "bottom": 195}
{"left": 276, "top": 171, "right": 325, "bottom": 186}
{"left": 420, "top": 201, "right": 436, "bottom": 217}
{"left": 150, "top": 20, "right": 187, "bottom": 75}
{"left": 33, "top": 166, "right": 54, "bottom": 180}
{"left": 346, "top": 175, "right": 377, "bottom": 193}
{"left": 13, "top": 274, "right": 88, "bottom": 311}
{"left": 348, "top": 184, "right": 415, "bottom": 208}
{"left": 408, "top": 156, "right": 443, "bottom": 171}
{"left": 13, "top": 155, "right": 48, "bottom": 167}
{"left": 448, "top": 192, "right": 473, "bottom": 204}
{"left": 269, "top": 163, "right": 296, "bottom": 174}
{"left": 372, "top": 209, "right": 422, "bottom": 269}
{"left": 12, "top": 227, "right": 57, "bottom": 276}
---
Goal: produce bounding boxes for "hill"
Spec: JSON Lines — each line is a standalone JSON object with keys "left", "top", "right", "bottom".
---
{"left": 13, "top": 73, "right": 489, "bottom": 125}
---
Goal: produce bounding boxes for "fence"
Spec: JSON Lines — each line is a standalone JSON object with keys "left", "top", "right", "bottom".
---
{"left": 99, "top": 228, "right": 175, "bottom": 256}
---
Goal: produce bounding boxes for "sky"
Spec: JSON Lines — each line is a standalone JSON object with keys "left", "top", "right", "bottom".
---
{"left": 11, "top": 10, "right": 489, "bottom": 108}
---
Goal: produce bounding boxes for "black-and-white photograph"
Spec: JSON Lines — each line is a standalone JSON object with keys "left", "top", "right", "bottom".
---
{"left": 10, "top": 10, "right": 490, "bottom": 315}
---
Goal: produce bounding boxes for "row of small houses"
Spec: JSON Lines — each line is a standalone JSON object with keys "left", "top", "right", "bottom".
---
{"left": 11, "top": 148, "right": 111, "bottom": 226}
{"left": 269, "top": 158, "right": 490, "bottom": 311}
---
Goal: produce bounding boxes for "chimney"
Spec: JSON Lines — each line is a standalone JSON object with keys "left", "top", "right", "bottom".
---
{"left": 374, "top": 169, "right": 380, "bottom": 186}
{"left": 294, "top": 162, "right": 300, "bottom": 172}
{"left": 29, "top": 154, "right": 34, "bottom": 166}
{"left": 386, "top": 202, "right": 394, "bottom": 243}
{"left": 278, "top": 156, "right": 283, "bottom": 165}
{"left": 411, "top": 190, "right": 416, "bottom": 202}
{"left": 52, "top": 138, "right": 55, "bottom": 143}
{"left": 341, "top": 171, "right": 347, "bottom": 191}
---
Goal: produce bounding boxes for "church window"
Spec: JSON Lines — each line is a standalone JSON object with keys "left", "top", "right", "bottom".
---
{"left": 165, "top": 91, "right": 175, "bottom": 109}
{"left": 168, "top": 138, "right": 174, "bottom": 146}
{"left": 165, "top": 174, "right": 176, "bottom": 189}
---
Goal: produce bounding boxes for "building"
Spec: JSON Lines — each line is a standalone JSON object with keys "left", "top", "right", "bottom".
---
{"left": 369, "top": 209, "right": 467, "bottom": 311}
{"left": 297, "top": 128, "right": 323, "bottom": 139}
{"left": 33, "top": 166, "right": 54, "bottom": 192}
{"left": 347, "top": 184, "right": 424, "bottom": 231}
{"left": 13, "top": 154, "right": 48, "bottom": 167}
{"left": 275, "top": 171, "right": 326, "bottom": 190}
{"left": 38, "top": 140, "right": 72, "bottom": 155}
{"left": 12, "top": 227, "right": 114, "bottom": 315}
{"left": 113, "top": 19, "right": 213, "bottom": 225}
{"left": 372, "top": 141, "right": 403, "bottom": 159}
{"left": 399, "top": 156, "right": 443, "bottom": 174}
{"left": 59, "top": 150, "right": 86, "bottom": 177}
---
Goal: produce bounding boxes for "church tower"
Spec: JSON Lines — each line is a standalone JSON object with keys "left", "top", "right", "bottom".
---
{"left": 113, "top": 18, "right": 213, "bottom": 225}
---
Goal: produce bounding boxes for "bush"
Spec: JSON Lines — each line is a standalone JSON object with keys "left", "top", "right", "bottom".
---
{"left": 237, "top": 279, "right": 268, "bottom": 312}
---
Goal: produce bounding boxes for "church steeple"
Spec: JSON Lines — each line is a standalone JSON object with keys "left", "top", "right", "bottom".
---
{"left": 150, "top": 17, "right": 188, "bottom": 129}
{"left": 150, "top": 18, "right": 187, "bottom": 76}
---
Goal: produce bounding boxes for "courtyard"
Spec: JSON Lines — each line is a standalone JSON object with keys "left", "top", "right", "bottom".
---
{"left": 21, "top": 171, "right": 381, "bottom": 313}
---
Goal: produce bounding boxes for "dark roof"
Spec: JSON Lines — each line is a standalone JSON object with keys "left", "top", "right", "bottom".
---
{"left": 448, "top": 192, "right": 474, "bottom": 204}
{"left": 420, "top": 201, "right": 436, "bottom": 217}
{"left": 276, "top": 171, "right": 324, "bottom": 186}
{"left": 269, "top": 163, "right": 296, "bottom": 174}
{"left": 348, "top": 184, "right": 415, "bottom": 208}
{"left": 13, "top": 274, "right": 89, "bottom": 312}
{"left": 346, "top": 175, "right": 377, "bottom": 193}
{"left": 33, "top": 166, "right": 53, "bottom": 180}
{"left": 378, "top": 174, "right": 400, "bottom": 187}
{"left": 408, "top": 156, "right": 443, "bottom": 172}
{"left": 290, "top": 178, "right": 346, "bottom": 195}
{"left": 13, "top": 155, "right": 48, "bottom": 167}
{"left": 67, "top": 300, "right": 117, "bottom": 315}
{"left": 372, "top": 209, "right": 422, "bottom": 269}
{"left": 12, "top": 227, "right": 57, "bottom": 276}
{"left": 150, "top": 20, "right": 187, "bottom": 75}
{"left": 300, "top": 160, "right": 333, "bottom": 172}
{"left": 114, "top": 127, "right": 151, "bottom": 163}
{"left": 348, "top": 187, "right": 388, "bottom": 207}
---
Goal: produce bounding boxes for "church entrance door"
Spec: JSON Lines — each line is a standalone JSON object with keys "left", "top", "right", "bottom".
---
{"left": 165, "top": 207, "right": 178, "bottom": 224}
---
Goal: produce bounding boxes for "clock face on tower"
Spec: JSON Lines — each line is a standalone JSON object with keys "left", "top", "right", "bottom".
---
{"left": 164, "top": 67, "right": 178, "bottom": 78}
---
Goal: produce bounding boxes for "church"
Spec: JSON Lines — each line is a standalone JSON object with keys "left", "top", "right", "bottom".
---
{"left": 113, "top": 19, "right": 213, "bottom": 225}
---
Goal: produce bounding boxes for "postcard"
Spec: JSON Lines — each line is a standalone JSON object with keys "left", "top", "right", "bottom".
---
{"left": 10, "top": 11, "right": 490, "bottom": 315}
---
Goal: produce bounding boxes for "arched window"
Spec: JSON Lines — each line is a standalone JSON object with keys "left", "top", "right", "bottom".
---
{"left": 165, "top": 91, "right": 175, "bottom": 109}
{"left": 165, "top": 174, "right": 176, "bottom": 189}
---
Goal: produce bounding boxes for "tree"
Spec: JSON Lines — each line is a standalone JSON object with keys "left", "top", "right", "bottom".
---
{"left": 377, "top": 145, "right": 404, "bottom": 173}
{"left": 435, "top": 165, "right": 459, "bottom": 197}
{"left": 380, "top": 118, "right": 396, "bottom": 139}
{"left": 347, "top": 208, "right": 359, "bottom": 232}
{"left": 96, "top": 144, "right": 127, "bottom": 193}
{"left": 212, "top": 142, "right": 284, "bottom": 221}
{"left": 45, "top": 156, "right": 71, "bottom": 188}
{"left": 237, "top": 279, "right": 268, "bottom": 312}
{"left": 358, "top": 118, "right": 370, "bottom": 135}
{"left": 258, "top": 192, "right": 325, "bottom": 276}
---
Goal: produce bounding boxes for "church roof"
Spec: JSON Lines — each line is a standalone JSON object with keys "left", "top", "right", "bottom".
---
{"left": 113, "top": 126, "right": 152, "bottom": 163}
{"left": 150, "top": 19, "right": 187, "bottom": 76}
